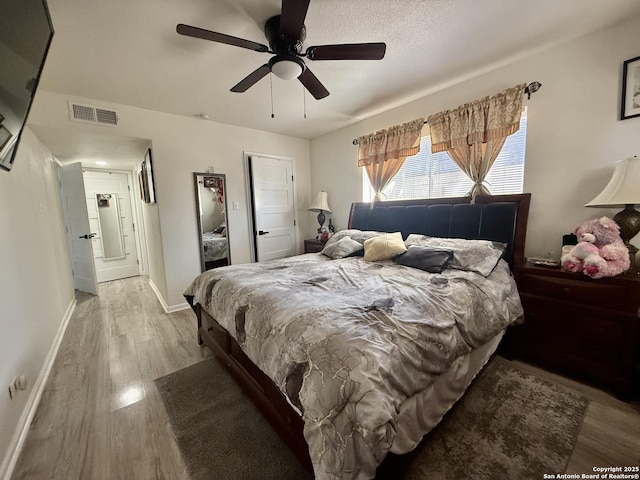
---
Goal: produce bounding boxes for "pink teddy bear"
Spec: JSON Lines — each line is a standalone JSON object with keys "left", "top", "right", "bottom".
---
{"left": 561, "top": 216, "right": 630, "bottom": 279}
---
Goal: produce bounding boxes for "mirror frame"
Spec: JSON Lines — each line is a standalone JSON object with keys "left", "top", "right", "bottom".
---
{"left": 193, "top": 172, "right": 231, "bottom": 272}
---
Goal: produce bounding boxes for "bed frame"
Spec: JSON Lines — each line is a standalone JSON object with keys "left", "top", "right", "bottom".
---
{"left": 189, "top": 193, "right": 531, "bottom": 472}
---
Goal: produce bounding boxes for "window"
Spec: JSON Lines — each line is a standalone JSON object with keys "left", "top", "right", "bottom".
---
{"left": 363, "top": 109, "right": 527, "bottom": 201}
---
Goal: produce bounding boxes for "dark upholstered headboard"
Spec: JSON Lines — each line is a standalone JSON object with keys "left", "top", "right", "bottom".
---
{"left": 348, "top": 194, "right": 531, "bottom": 270}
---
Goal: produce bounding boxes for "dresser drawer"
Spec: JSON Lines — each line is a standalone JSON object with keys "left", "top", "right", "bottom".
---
{"left": 521, "top": 298, "right": 624, "bottom": 344}
{"left": 514, "top": 301, "right": 625, "bottom": 379}
{"left": 521, "top": 273, "right": 626, "bottom": 308}
{"left": 199, "top": 310, "right": 231, "bottom": 353}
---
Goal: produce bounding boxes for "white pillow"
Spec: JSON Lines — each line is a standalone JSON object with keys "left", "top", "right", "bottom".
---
{"left": 321, "top": 236, "right": 363, "bottom": 259}
{"left": 322, "top": 229, "right": 387, "bottom": 250}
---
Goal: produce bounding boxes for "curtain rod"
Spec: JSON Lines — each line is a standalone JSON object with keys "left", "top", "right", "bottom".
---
{"left": 351, "top": 81, "right": 542, "bottom": 145}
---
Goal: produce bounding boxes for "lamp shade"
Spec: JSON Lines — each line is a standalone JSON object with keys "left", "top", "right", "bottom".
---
{"left": 308, "top": 191, "right": 332, "bottom": 213}
{"left": 585, "top": 156, "right": 640, "bottom": 208}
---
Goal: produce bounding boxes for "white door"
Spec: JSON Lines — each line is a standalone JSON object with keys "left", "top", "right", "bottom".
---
{"left": 249, "top": 155, "right": 296, "bottom": 261}
{"left": 59, "top": 163, "right": 98, "bottom": 295}
{"left": 84, "top": 170, "right": 140, "bottom": 282}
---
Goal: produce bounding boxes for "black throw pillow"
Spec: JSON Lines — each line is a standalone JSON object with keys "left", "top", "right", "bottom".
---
{"left": 345, "top": 248, "right": 365, "bottom": 257}
{"left": 393, "top": 245, "right": 454, "bottom": 273}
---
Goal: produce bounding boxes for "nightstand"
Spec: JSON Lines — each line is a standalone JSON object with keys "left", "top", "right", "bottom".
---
{"left": 504, "top": 264, "right": 640, "bottom": 399}
{"left": 304, "top": 238, "right": 326, "bottom": 253}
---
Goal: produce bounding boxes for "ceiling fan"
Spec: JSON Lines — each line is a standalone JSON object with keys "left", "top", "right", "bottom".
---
{"left": 176, "top": 0, "right": 386, "bottom": 100}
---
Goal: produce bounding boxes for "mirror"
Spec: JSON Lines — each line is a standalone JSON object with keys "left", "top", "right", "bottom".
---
{"left": 194, "top": 172, "right": 231, "bottom": 271}
{"left": 96, "top": 193, "right": 125, "bottom": 260}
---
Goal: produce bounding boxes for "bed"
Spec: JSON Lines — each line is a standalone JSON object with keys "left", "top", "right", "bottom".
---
{"left": 184, "top": 194, "right": 531, "bottom": 480}
{"left": 201, "top": 231, "right": 228, "bottom": 267}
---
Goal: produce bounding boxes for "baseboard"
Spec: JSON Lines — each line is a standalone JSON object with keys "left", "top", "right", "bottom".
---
{"left": 167, "top": 301, "right": 190, "bottom": 313}
{"left": 0, "top": 296, "right": 77, "bottom": 480}
{"left": 147, "top": 279, "right": 189, "bottom": 313}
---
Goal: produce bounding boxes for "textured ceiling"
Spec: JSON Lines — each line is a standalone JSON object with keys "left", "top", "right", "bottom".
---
{"left": 32, "top": 0, "right": 640, "bottom": 162}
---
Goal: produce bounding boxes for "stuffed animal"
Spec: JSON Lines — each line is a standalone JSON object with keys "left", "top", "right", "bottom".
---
{"left": 561, "top": 216, "right": 630, "bottom": 279}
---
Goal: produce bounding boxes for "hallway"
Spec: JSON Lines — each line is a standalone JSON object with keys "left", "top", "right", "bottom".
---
{"left": 11, "top": 277, "right": 210, "bottom": 479}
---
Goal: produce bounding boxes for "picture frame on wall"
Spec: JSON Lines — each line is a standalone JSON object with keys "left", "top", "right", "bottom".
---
{"left": 138, "top": 169, "right": 148, "bottom": 202}
{"left": 139, "top": 148, "right": 156, "bottom": 204}
{"left": 143, "top": 148, "right": 157, "bottom": 204}
{"left": 621, "top": 55, "right": 640, "bottom": 120}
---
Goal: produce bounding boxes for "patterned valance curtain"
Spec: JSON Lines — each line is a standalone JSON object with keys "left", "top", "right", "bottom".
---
{"left": 357, "top": 118, "right": 424, "bottom": 201}
{"left": 427, "top": 83, "right": 525, "bottom": 200}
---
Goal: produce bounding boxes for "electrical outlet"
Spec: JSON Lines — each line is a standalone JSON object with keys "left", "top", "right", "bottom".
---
{"left": 7, "top": 375, "right": 26, "bottom": 400}
{"left": 15, "top": 374, "right": 27, "bottom": 391}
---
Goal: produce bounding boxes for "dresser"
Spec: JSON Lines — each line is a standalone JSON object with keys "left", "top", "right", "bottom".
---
{"left": 505, "top": 264, "right": 640, "bottom": 399}
{"left": 304, "top": 238, "right": 326, "bottom": 253}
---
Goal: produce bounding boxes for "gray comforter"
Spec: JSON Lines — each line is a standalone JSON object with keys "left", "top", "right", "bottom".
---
{"left": 201, "top": 232, "right": 228, "bottom": 262}
{"left": 184, "top": 253, "right": 523, "bottom": 480}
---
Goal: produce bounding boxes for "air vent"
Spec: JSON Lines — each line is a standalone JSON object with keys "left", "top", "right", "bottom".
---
{"left": 68, "top": 101, "right": 118, "bottom": 126}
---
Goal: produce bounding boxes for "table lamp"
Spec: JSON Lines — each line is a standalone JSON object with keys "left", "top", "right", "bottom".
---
{"left": 585, "top": 156, "right": 640, "bottom": 273}
{"left": 308, "top": 191, "right": 332, "bottom": 235}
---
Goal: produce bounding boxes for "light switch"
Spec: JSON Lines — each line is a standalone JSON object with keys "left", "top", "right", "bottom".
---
{"left": 232, "top": 201, "right": 239, "bottom": 210}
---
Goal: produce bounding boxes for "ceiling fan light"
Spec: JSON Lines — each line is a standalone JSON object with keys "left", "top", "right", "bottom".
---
{"left": 271, "top": 58, "right": 304, "bottom": 80}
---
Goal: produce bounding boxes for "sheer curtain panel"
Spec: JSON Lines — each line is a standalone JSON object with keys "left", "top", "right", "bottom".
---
{"left": 427, "top": 83, "right": 526, "bottom": 200}
{"left": 357, "top": 118, "right": 424, "bottom": 201}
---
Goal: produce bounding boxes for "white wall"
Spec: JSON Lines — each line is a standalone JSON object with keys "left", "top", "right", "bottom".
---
{"left": 310, "top": 15, "right": 640, "bottom": 262}
{"left": 29, "top": 93, "right": 312, "bottom": 309}
{"left": 0, "top": 129, "right": 75, "bottom": 476}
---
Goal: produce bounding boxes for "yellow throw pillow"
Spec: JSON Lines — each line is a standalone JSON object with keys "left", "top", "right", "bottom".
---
{"left": 363, "top": 232, "right": 407, "bottom": 261}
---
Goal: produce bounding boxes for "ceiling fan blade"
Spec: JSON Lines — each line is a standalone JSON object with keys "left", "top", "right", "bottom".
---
{"left": 298, "top": 68, "right": 329, "bottom": 100}
{"left": 279, "top": 0, "right": 310, "bottom": 40}
{"left": 230, "top": 64, "right": 271, "bottom": 93}
{"left": 177, "top": 24, "right": 269, "bottom": 53}
{"left": 306, "top": 42, "right": 386, "bottom": 61}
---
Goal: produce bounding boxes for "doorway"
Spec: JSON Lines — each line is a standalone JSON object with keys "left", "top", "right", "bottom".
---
{"left": 83, "top": 169, "right": 140, "bottom": 282}
{"left": 58, "top": 162, "right": 148, "bottom": 294}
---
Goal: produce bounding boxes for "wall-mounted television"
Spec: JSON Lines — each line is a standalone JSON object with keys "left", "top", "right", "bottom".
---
{"left": 0, "top": 0, "right": 54, "bottom": 171}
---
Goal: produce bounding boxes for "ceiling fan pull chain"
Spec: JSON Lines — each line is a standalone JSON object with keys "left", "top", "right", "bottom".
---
{"left": 303, "top": 84, "right": 307, "bottom": 119}
{"left": 270, "top": 74, "right": 275, "bottom": 118}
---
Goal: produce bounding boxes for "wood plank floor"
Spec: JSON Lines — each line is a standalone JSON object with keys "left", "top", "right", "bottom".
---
{"left": 12, "top": 276, "right": 211, "bottom": 480}
{"left": 11, "top": 276, "right": 640, "bottom": 479}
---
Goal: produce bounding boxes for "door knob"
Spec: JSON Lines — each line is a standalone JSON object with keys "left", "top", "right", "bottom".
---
{"left": 257, "top": 230, "right": 270, "bottom": 236}
{"left": 79, "top": 233, "right": 97, "bottom": 239}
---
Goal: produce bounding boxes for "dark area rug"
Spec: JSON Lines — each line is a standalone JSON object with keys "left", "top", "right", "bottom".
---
{"left": 155, "top": 356, "right": 589, "bottom": 480}
{"left": 154, "top": 358, "right": 311, "bottom": 480}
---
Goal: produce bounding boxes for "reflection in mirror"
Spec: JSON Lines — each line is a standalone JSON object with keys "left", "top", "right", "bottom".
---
{"left": 96, "top": 193, "right": 125, "bottom": 260}
{"left": 194, "top": 173, "right": 230, "bottom": 271}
